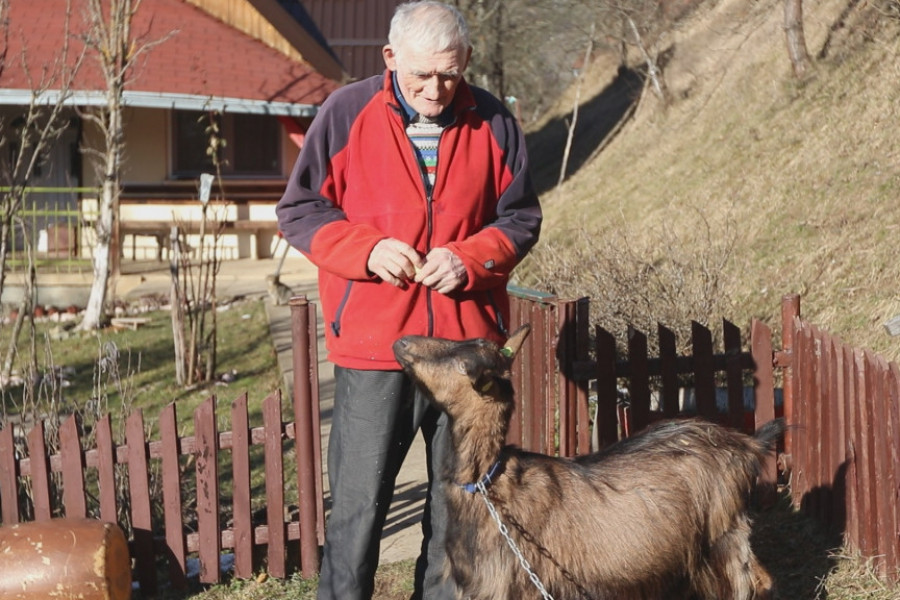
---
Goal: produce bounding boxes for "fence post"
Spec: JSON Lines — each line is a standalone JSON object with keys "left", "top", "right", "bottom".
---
{"left": 160, "top": 403, "right": 188, "bottom": 588}
{"left": 126, "top": 409, "right": 157, "bottom": 594}
{"left": 264, "top": 392, "right": 286, "bottom": 577}
{"left": 750, "top": 318, "right": 777, "bottom": 507}
{"left": 27, "top": 422, "right": 52, "bottom": 521}
{"left": 0, "top": 427, "right": 20, "bottom": 524}
{"left": 594, "top": 327, "right": 619, "bottom": 446}
{"left": 658, "top": 324, "right": 678, "bottom": 419}
{"left": 290, "top": 295, "right": 320, "bottom": 577}
{"left": 723, "top": 320, "right": 745, "bottom": 430}
{"left": 59, "top": 415, "right": 87, "bottom": 518}
{"left": 573, "top": 297, "right": 592, "bottom": 456}
{"left": 778, "top": 294, "right": 800, "bottom": 473}
{"left": 94, "top": 416, "right": 118, "bottom": 523}
{"left": 627, "top": 326, "right": 650, "bottom": 433}
{"left": 230, "top": 394, "right": 253, "bottom": 581}
{"left": 691, "top": 322, "right": 716, "bottom": 419}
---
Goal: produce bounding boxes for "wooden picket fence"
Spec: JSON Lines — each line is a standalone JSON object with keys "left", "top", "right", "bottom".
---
{"left": 506, "top": 288, "right": 781, "bottom": 503}
{"left": 1, "top": 291, "right": 898, "bottom": 590}
{"left": 0, "top": 297, "right": 323, "bottom": 595}
{"left": 780, "top": 295, "right": 900, "bottom": 579}
{"left": 507, "top": 291, "right": 898, "bottom": 581}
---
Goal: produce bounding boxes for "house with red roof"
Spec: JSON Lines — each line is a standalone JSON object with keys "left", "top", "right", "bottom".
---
{"left": 1, "top": 0, "right": 346, "bottom": 260}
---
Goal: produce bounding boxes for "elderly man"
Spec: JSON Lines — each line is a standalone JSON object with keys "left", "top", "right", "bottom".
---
{"left": 276, "top": 2, "right": 542, "bottom": 598}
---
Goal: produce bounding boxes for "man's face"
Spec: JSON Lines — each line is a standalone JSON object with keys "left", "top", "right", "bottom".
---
{"left": 383, "top": 44, "right": 471, "bottom": 118}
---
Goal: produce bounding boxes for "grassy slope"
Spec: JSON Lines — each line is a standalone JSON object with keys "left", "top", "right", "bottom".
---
{"left": 527, "top": 0, "right": 900, "bottom": 362}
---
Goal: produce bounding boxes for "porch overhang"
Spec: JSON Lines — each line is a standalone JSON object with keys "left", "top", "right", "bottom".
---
{"left": 0, "top": 89, "right": 319, "bottom": 117}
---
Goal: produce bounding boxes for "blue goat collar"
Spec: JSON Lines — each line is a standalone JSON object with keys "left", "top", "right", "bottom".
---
{"left": 458, "top": 460, "right": 502, "bottom": 494}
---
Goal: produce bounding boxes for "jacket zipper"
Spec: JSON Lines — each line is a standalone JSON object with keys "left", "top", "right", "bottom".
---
{"left": 330, "top": 281, "right": 353, "bottom": 337}
{"left": 486, "top": 289, "right": 507, "bottom": 337}
{"left": 405, "top": 125, "right": 444, "bottom": 337}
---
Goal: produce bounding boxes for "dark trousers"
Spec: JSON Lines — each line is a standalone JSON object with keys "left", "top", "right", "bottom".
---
{"left": 316, "top": 367, "right": 457, "bottom": 600}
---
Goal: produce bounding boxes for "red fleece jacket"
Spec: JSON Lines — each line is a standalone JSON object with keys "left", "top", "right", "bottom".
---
{"left": 277, "top": 71, "right": 542, "bottom": 370}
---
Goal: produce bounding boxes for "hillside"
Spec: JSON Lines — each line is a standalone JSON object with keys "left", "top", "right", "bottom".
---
{"left": 523, "top": 0, "right": 900, "bottom": 362}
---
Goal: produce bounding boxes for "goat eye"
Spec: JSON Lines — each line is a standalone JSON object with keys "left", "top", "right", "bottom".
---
{"left": 455, "top": 359, "right": 467, "bottom": 375}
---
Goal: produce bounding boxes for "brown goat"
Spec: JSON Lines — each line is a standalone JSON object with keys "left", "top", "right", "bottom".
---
{"left": 393, "top": 324, "right": 782, "bottom": 600}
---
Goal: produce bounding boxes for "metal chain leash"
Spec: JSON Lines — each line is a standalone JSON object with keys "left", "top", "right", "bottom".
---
{"left": 475, "top": 480, "right": 555, "bottom": 600}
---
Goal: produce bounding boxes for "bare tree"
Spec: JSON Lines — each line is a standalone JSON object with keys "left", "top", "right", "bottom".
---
{"left": 784, "top": 0, "right": 812, "bottom": 78}
{"left": 453, "top": 0, "right": 505, "bottom": 96}
{"left": 453, "top": 0, "right": 673, "bottom": 127}
{"left": 0, "top": 0, "right": 85, "bottom": 386}
{"left": 450, "top": 0, "right": 596, "bottom": 121}
{"left": 170, "top": 113, "right": 225, "bottom": 386}
{"left": 76, "top": 0, "right": 134, "bottom": 330}
{"left": 77, "top": 0, "right": 173, "bottom": 330}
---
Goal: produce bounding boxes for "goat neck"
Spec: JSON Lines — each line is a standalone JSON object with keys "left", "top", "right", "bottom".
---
{"left": 446, "top": 384, "right": 514, "bottom": 488}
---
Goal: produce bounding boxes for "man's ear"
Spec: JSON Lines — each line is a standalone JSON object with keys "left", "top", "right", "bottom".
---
{"left": 383, "top": 45, "right": 398, "bottom": 71}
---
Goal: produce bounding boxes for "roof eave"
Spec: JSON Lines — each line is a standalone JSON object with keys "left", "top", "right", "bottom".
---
{"left": 0, "top": 89, "right": 320, "bottom": 117}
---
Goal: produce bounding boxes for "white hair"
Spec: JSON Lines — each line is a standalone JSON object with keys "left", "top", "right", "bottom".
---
{"left": 388, "top": 1, "right": 471, "bottom": 60}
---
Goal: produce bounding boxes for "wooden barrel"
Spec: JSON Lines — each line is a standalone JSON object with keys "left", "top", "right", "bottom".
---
{"left": 0, "top": 518, "right": 131, "bottom": 599}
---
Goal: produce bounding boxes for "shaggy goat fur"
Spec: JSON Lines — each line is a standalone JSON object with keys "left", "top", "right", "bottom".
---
{"left": 393, "top": 325, "right": 782, "bottom": 600}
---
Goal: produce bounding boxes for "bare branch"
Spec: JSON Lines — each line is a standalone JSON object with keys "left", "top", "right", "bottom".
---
{"left": 557, "top": 22, "right": 595, "bottom": 189}
{"left": 626, "top": 15, "right": 668, "bottom": 103}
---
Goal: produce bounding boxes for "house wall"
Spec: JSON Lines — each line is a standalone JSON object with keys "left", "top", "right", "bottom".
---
{"left": 78, "top": 107, "right": 285, "bottom": 260}
{"left": 80, "top": 107, "right": 168, "bottom": 187}
{"left": 124, "top": 108, "right": 169, "bottom": 182}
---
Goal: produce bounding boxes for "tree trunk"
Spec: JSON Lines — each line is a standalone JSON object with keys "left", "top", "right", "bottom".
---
{"left": 79, "top": 0, "right": 133, "bottom": 330}
{"left": 784, "top": 0, "right": 812, "bottom": 78}
{"left": 170, "top": 227, "right": 186, "bottom": 385}
{"left": 0, "top": 214, "right": 12, "bottom": 307}
{"left": 79, "top": 176, "right": 116, "bottom": 329}
{"left": 3, "top": 235, "right": 36, "bottom": 391}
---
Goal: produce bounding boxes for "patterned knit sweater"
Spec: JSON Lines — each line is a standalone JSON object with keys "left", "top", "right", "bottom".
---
{"left": 406, "top": 115, "right": 444, "bottom": 192}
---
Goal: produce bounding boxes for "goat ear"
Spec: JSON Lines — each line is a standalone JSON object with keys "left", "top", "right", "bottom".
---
{"left": 473, "top": 370, "right": 499, "bottom": 395}
{"left": 457, "top": 357, "right": 483, "bottom": 388}
{"left": 461, "top": 357, "right": 496, "bottom": 394}
{"left": 501, "top": 324, "right": 531, "bottom": 360}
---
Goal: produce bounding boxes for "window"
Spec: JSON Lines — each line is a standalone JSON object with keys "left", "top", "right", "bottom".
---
{"left": 172, "top": 111, "right": 281, "bottom": 177}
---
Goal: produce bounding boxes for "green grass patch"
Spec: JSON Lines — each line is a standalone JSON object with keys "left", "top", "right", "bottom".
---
{"left": 0, "top": 298, "right": 284, "bottom": 428}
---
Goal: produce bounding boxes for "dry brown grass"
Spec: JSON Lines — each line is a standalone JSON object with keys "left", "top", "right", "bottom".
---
{"left": 522, "top": 0, "right": 900, "bottom": 363}
{"left": 520, "top": 212, "right": 739, "bottom": 356}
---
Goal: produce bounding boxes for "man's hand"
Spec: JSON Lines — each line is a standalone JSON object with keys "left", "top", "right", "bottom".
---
{"left": 367, "top": 238, "right": 423, "bottom": 287}
{"left": 415, "top": 247, "right": 467, "bottom": 294}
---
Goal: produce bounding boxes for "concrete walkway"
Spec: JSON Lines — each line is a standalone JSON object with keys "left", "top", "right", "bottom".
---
{"left": 119, "top": 254, "right": 426, "bottom": 566}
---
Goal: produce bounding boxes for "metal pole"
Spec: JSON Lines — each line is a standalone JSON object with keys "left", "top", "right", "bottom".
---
{"left": 290, "top": 295, "right": 320, "bottom": 576}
